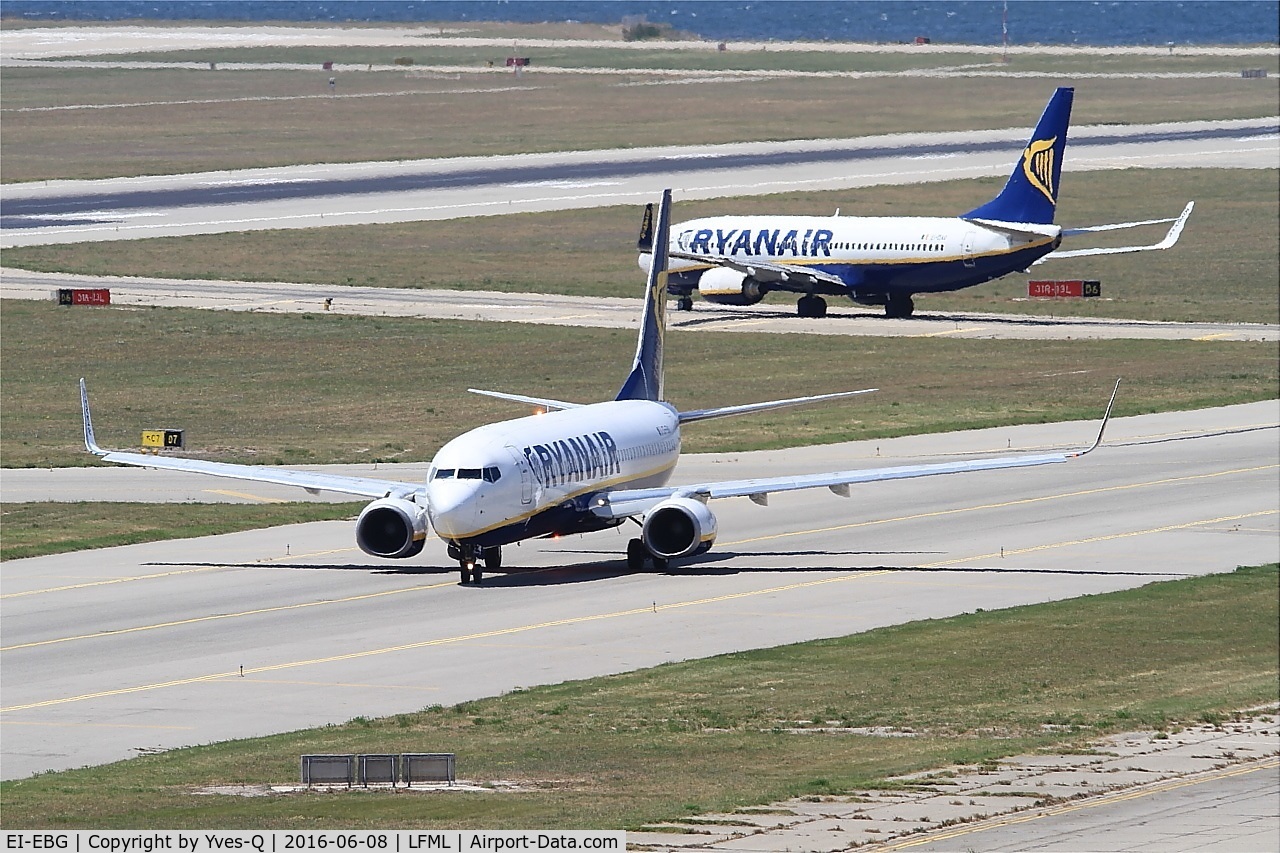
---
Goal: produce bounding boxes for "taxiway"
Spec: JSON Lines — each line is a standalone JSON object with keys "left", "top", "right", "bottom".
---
{"left": 3, "top": 402, "right": 1276, "bottom": 782}
{"left": 3, "top": 269, "right": 1276, "bottom": 343}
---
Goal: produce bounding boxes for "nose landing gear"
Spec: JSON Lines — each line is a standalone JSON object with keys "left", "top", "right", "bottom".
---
{"left": 449, "top": 543, "right": 503, "bottom": 585}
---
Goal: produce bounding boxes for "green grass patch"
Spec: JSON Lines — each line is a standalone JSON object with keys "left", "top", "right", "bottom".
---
{"left": 1, "top": 564, "right": 1274, "bottom": 828}
{"left": 0, "top": 502, "right": 365, "bottom": 561}
{"left": 2, "top": 68, "right": 1274, "bottom": 181}
{"left": 2, "top": 299, "right": 1276, "bottom": 468}
{"left": 4, "top": 169, "right": 1275, "bottom": 324}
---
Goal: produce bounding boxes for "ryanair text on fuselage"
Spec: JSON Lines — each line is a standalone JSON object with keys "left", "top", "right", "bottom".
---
{"left": 523, "top": 431, "right": 621, "bottom": 488}
{"left": 679, "top": 228, "right": 835, "bottom": 258}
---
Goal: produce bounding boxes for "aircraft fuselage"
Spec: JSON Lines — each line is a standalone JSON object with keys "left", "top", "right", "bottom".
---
{"left": 665, "top": 215, "right": 1061, "bottom": 302}
{"left": 426, "top": 399, "right": 681, "bottom": 548}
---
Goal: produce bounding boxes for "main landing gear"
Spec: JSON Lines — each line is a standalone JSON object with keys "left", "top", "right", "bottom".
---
{"left": 626, "top": 538, "right": 668, "bottom": 572}
{"left": 676, "top": 296, "right": 694, "bottom": 311}
{"left": 449, "top": 543, "right": 502, "bottom": 585}
{"left": 797, "top": 294, "right": 827, "bottom": 318}
{"left": 885, "top": 293, "right": 915, "bottom": 319}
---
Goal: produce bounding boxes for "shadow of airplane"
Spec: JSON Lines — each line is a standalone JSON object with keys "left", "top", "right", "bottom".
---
{"left": 145, "top": 550, "right": 1191, "bottom": 588}
{"left": 668, "top": 304, "right": 1179, "bottom": 331}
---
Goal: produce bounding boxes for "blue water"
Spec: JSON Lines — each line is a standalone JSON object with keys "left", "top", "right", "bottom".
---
{"left": 3, "top": 1, "right": 1277, "bottom": 47}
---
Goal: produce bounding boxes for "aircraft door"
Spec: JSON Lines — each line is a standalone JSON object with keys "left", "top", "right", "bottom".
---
{"left": 506, "top": 446, "right": 534, "bottom": 505}
{"left": 962, "top": 232, "right": 977, "bottom": 268}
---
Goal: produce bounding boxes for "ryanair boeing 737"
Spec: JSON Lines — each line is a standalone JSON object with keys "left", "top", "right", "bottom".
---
{"left": 640, "top": 87, "right": 1193, "bottom": 318}
{"left": 81, "top": 189, "right": 1117, "bottom": 585}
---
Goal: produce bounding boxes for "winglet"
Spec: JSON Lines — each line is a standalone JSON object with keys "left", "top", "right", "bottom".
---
{"left": 1069, "top": 378, "right": 1121, "bottom": 457}
{"left": 1153, "top": 200, "right": 1195, "bottom": 251}
{"left": 80, "top": 378, "right": 105, "bottom": 456}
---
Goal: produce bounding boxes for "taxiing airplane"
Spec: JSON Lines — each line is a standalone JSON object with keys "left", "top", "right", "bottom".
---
{"left": 640, "top": 87, "right": 1194, "bottom": 318}
{"left": 81, "top": 190, "right": 1118, "bottom": 586}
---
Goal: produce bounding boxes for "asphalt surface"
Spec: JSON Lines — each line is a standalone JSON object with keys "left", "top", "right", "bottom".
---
{"left": 4, "top": 269, "right": 1277, "bottom": 343}
{"left": 2, "top": 121, "right": 1271, "bottom": 229}
{"left": 2, "top": 118, "right": 1275, "bottom": 247}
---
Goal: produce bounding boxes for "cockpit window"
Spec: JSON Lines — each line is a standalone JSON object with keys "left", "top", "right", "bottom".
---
{"left": 433, "top": 466, "right": 501, "bottom": 482}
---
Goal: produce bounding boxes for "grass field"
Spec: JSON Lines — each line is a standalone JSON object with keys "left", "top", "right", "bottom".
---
{"left": 4, "top": 169, "right": 1277, "bottom": 324}
{"left": 0, "top": 501, "right": 365, "bottom": 561}
{"left": 2, "top": 65, "right": 1275, "bottom": 181}
{"left": 1, "top": 564, "right": 1274, "bottom": 828}
{"left": 2, "top": 298, "right": 1276, "bottom": 469}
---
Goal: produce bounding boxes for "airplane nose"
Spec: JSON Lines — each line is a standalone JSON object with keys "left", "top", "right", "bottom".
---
{"left": 428, "top": 483, "right": 480, "bottom": 538}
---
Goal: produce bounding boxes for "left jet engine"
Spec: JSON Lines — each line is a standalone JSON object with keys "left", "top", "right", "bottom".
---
{"left": 698, "top": 267, "right": 765, "bottom": 306}
{"left": 642, "top": 497, "right": 718, "bottom": 559}
{"left": 355, "top": 497, "right": 429, "bottom": 558}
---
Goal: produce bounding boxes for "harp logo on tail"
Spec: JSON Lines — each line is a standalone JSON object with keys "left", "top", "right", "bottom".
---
{"left": 1022, "top": 136, "right": 1058, "bottom": 205}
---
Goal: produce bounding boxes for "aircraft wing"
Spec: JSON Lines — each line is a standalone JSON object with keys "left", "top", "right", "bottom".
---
{"left": 593, "top": 380, "right": 1119, "bottom": 521}
{"left": 669, "top": 250, "right": 847, "bottom": 290}
{"left": 80, "top": 380, "right": 425, "bottom": 500}
{"left": 1037, "top": 202, "right": 1194, "bottom": 262}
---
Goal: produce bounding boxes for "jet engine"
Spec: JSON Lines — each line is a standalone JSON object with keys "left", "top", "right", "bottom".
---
{"left": 641, "top": 497, "right": 718, "bottom": 559}
{"left": 698, "top": 267, "right": 764, "bottom": 306}
{"left": 355, "top": 497, "right": 429, "bottom": 558}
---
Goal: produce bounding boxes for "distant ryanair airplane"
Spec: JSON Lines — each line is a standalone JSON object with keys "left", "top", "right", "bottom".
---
{"left": 639, "top": 87, "right": 1194, "bottom": 318}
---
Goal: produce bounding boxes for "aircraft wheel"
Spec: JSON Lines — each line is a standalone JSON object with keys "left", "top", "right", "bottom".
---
{"left": 651, "top": 555, "right": 669, "bottom": 571}
{"left": 483, "top": 545, "right": 502, "bottom": 570}
{"left": 797, "top": 295, "right": 827, "bottom": 318}
{"left": 473, "top": 567, "right": 484, "bottom": 585}
{"left": 626, "top": 538, "right": 647, "bottom": 571}
{"left": 885, "top": 294, "right": 915, "bottom": 318}
{"left": 677, "top": 296, "right": 694, "bottom": 311}
{"left": 459, "top": 563, "right": 473, "bottom": 585}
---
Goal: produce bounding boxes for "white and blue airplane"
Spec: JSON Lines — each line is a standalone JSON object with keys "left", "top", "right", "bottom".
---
{"left": 641, "top": 87, "right": 1194, "bottom": 318}
{"left": 81, "top": 189, "right": 1118, "bottom": 586}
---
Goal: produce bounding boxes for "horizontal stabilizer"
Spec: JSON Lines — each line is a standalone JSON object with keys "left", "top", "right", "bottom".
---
{"left": 468, "top": 388, "right": 583, "bottom": 411}
{"left": 1040, "top": 202, "right": 1194, "bottom": 262}
{"left": 679, "top": 388, "right": 876, "bottom": 424}
{"left": 962, "top": 218, "right": 1061, "bottom": 240}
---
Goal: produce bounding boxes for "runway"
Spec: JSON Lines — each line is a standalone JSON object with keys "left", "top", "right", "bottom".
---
{"left": 3, "top": 401, "right": 1277, "bottom": 782}
{"left": 2, "top": 118, "right": 1275, "bottom": 247}
{"left": 4, "top": 268, "right": 1277, "bottom": 343}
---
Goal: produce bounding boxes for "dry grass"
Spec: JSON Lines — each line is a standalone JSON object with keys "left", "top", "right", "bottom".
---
{"left": 0, "top": 501, "right": 364, "bottom": 561}
{"left": 2, "top": 67, "right": 1275, "bottom": 181}
{"left": 2, "top": 298, "right": 1275, "bottom": 468}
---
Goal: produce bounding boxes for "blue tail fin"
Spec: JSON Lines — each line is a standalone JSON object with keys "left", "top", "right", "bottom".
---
{"left": 616, "top": 189, "right": 671, "bottom": 402}
{"left": 963, "top": 87, "right": 1073, "bottom": 225}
